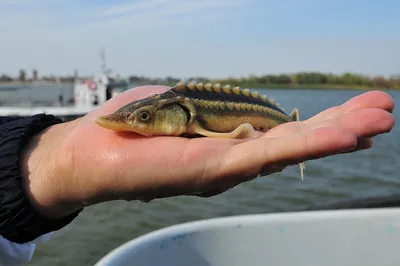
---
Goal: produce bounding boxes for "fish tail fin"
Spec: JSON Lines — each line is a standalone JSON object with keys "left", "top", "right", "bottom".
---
{"left": 290, "top": 108, "right": 305, "bottom": 181}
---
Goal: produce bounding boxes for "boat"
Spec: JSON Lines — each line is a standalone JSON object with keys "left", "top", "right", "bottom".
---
{"left": 0, "top": 77, "right": 129, "bottom": 119}
{"left": 0, "top": 50, "right": 132, "bottom": 120}
{"left": 94, "top": 207, "right": 400, "bottom": 266}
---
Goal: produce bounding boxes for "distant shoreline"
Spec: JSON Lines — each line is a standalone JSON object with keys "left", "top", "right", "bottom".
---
{"left": 2, "top": 70, "right": 398, "bottom": 91}
{"left": 0, "top": 81, "right": 73, "bottom": 87}
{"left": 167, "top": 82, "right": 396, "bottom": 91}
{"left": 0, "top": 81, "right": 397, "bottom": 91}
{"left": 248, "top": 83, "right": 394, "bottom": 91}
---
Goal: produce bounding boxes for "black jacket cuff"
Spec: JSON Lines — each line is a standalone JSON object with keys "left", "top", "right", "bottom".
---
{"left": 0, "top": 114, "right": 83, "bottom": 243}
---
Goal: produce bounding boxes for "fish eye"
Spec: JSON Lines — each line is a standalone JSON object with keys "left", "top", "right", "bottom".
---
{"left": 138, "top": 110, "right": 150, "bottom": 121}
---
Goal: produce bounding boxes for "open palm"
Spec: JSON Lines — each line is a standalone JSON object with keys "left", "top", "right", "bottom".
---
{"left": 59, "top": 85, "right": 395, "bottom": 204}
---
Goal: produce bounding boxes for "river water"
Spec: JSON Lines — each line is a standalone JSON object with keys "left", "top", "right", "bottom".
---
{"left": 1, "top": 85, "right": 399, "bottom": 265}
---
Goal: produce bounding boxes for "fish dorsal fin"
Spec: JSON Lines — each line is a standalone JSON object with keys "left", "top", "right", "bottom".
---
{"left": 290, "top": 108, "right": 299, "bottom": 121}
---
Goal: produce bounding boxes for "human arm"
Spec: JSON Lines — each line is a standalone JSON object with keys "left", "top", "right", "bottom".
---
{"left": 0, "top": 116, "right": 26, "bottom": 125}
{"left": 18, "top": 85, "right": 395, "bottom": 221}
{"left": 0, "top": 114, "right": 81, "bottom": 265}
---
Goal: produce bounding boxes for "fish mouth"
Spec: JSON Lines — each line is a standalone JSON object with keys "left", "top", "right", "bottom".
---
{"left": 95, "top": 114, "right": 134, "bottom": 131}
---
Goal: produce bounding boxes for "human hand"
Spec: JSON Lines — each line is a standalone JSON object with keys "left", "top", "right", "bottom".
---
{"left": 21, "top": 85, "right": 395, "bottom": 220}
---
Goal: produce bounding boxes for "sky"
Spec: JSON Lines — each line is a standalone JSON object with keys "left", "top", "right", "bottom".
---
{"left": 0, "top": 0, "right": 399, "bottom": 79}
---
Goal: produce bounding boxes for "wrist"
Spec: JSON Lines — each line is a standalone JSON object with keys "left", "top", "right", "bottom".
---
{"left": 0, "top": 114, "right": 83, "bottom": 243}
{"left": 21, "top": 119, "right": 84, "bottom": 220}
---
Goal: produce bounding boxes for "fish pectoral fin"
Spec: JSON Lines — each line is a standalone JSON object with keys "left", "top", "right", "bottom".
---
{"left": 193, "top": 123, "right": 255, "bottom": 139}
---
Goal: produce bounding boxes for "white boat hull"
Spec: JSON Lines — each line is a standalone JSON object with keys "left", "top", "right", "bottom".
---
{"left": 95, "top": 208, "right": 400, "bottom": 266}
{"left": 0, "top": 105, "right": 98, "bottom": 118}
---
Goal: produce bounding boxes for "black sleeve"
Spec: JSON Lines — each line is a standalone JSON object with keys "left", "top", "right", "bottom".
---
{"left": 0, "top": 116, "right": 24, "bottom": 125}
{"left": 0, "top": 114, "right": 83, "bottom": 244}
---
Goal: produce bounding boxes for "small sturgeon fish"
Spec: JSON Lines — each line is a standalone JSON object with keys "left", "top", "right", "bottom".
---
{"left": 96, "top": 82, "right": 306, "bottom": 180}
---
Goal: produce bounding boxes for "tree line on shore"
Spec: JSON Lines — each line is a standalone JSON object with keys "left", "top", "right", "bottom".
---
{"left": 150, "top": 72, "right": 400, "bottom": 90}
{"left": 1, "top": 70, "right": 399, "bottom": 90}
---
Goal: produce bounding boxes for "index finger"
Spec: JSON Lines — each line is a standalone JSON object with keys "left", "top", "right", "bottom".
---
{"left": 215, "top": 126, "right": 357, "bottom": 183}
{"left": 305, "top": 90, "right": 395, "bottom": 124}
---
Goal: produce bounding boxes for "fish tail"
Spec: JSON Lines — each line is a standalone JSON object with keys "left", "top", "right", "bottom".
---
{"left": 290, "top": 108, "right": 306, "bottom": 181}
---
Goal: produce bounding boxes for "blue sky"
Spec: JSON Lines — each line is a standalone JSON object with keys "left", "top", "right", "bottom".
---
{"left": 0, "top": 0, "right": 399, "bottom": 79}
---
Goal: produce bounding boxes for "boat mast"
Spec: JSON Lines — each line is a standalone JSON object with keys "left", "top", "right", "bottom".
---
{"left": 100, "top": 47, "right": 112, "bottom": 77}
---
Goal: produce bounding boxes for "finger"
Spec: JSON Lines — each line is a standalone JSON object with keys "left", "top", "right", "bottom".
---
{"left": 259, "top": 136, "right": 373, "bottom": 176}
{"left": 139, "top": 175, "right": 239, "bottom": 200}
{"left": 341, "top": 138, "right": 373, "bottom": 154}
{"left": 261, "top": 132, "right": 376, "bottom": 176}
{"left": 217, "top": 126, "right": 358, "bottom": 183}
{"left": 357, "top": 138, "right": 373, "bottom": 150}
{"left": 305, "top": 108, "right": 394, "bottom": 139}
{"left": 264, "top": 107, "right": 394, "bottom": 140}
{"left": 306, "top": 90, "right": 395, "bottom": 124}
{"left": 192, "top": 184, "right": 236, "bottom": 198}
{"left": 193, "top": 167, "right": 262, "bottom": 197}
{"left": 342, "top": 91, "right": 395, "bottom": 113}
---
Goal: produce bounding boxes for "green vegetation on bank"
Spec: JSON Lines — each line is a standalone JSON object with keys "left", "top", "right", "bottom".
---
{"left": 177, "top": 72, "right": 400, "bottom": 90}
